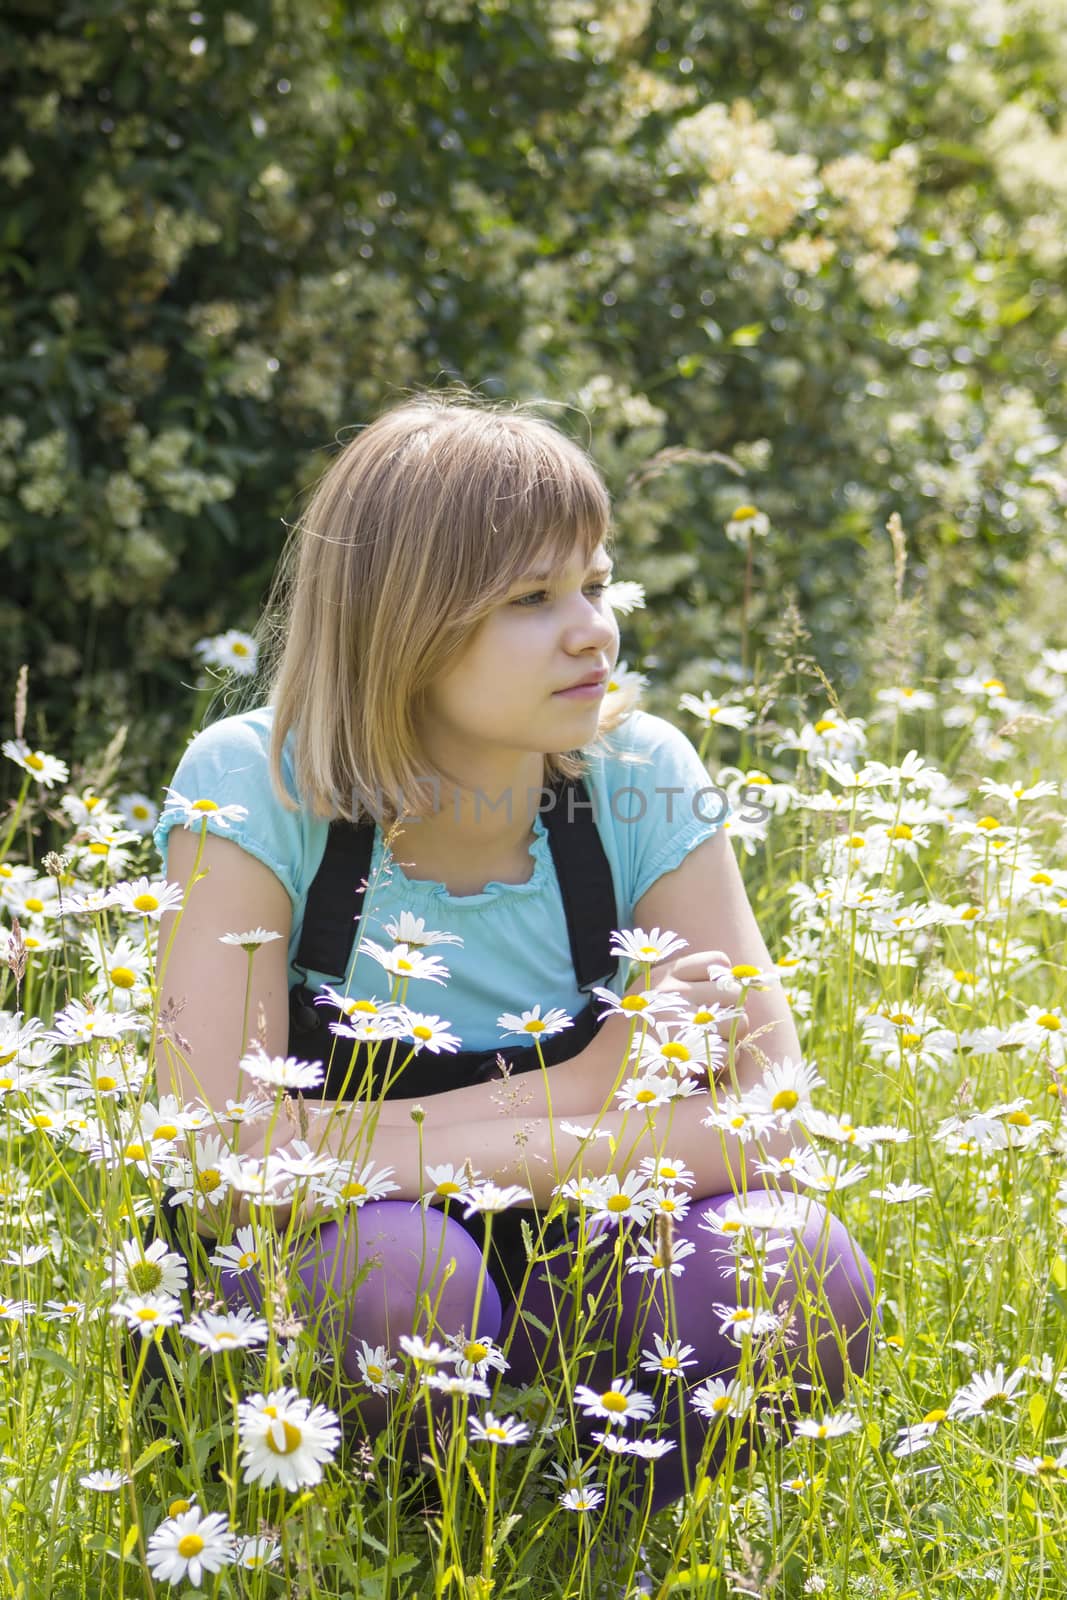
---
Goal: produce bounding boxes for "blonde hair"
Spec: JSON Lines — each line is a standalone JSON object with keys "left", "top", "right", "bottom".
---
{"left": 264, "top": 390, "right": 630, "bottom": 823}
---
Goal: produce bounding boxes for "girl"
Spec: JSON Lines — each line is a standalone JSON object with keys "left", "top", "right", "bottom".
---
{"left": 154, "top": 391, "right": 874, "bottom": 1522}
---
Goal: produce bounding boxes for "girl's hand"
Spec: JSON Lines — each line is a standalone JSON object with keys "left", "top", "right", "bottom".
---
{"left": 648, "top": 948, "right": 747, "bottom": 1039}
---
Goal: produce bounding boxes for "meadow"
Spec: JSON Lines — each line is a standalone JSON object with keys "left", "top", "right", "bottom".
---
{"left": 1, "top": 531, "right": 1066, "bottom": 1600}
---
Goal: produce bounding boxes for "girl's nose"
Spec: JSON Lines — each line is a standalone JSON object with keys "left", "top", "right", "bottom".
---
{"left": 565, "top": 593, "right": 617, "bottom": 652}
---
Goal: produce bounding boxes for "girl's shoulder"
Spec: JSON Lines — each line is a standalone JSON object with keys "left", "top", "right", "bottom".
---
{"left": 588, "top": 707, "right": 704, "bottom": 777}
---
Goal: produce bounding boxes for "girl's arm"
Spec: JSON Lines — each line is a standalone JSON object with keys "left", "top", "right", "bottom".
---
{"left": 313, "top": 828, "right": 802, "bottom": 1200}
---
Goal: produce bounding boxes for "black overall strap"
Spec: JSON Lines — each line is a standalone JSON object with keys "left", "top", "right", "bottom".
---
{"left": 540, "top": 778, "right": 617, "bottom": 992}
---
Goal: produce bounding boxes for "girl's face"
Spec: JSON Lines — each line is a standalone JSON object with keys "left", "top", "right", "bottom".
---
{"left": 420, "top": 540, "right": 620, "bottom": 771}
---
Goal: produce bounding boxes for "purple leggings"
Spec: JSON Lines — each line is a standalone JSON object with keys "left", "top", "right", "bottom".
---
{"left": 221, "top": 1193, "right": 875, "bottom": 1512}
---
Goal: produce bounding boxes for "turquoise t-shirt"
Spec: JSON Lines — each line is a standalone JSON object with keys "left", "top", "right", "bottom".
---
{"left": 153, "top": 707, "right": 729, "bottom": 1052}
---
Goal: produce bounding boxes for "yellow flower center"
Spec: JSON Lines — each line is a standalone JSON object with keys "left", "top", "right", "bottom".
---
{"left": 191, "top": 799, "right": 219, "bottom": 812}
{"left": 24, "top": 753, "right": 44, "bottom": 772}
{"left": 238, "top": 1251, "right": 256, "bottom": 1269}
{"left": 396, "top": 957, "right": 413, "bottom": 972}
{"left": 232, "top": 641, "right": 250, "bottom": 657}
{"left": 660, "top": 1041, "right": 690, "bottom": 1061}
{"left": 264, "top": 1416, "right": 302, "bottom": 1455}
{"left": 412, "top": 1025, "right": 433, "bottom": 1041}
{"left": 961, "top": 906, "right": 981, "bottom": 920}
{"left": 341, "top": 1181, "right": 367, "bottom": 1199}
{"left": 953, "top": 970, "right": 976, "bottom": 984}
{"left": 24, "top": 897, "right": 44, "bottom": 914}
{"left": 353, "top": 999, "right": 378, "bottom": 1013}
{"left": 177, "top": 1532, "right": 204, "bottom": 1559}
{"left": 813, "top": 718, "right": 837, "bottom": 734}
{"left": 1037, "top": 1013, "right": 1061, "bottom": 1031}
{"left": 599, "top": 1391, "right": 629, "bottom": 1413}
{"left": 110, "top": 966, "right": 137, "bottom": 989}
{"left": 169, "top": 1498, "right": 192, "bottom": 1516}
{"left": 815, "top": 1424, "right": 829, "bottom": 1438}
{"left": 464, "top": 1341, "right": 489, "bottom": 1363}
{"left": 888, "top": 824, "right": 913, "bottom": 841}
{"left": 367, "top": 1364, "right": 383, "bottom": 1383}
{"left": 436, "top": 1181, "right": 461, "bottom": 1196}
{"left": 771, "top": 1088, "right": 799, "bottom": 1112}
{"left": 132, "top": 893, "right": 160, "bottom": 912}
{"left": 621, "top": 994, "right": 649, "bottom": 1012}
{"left": 524, "top": 1019, "right": 546, "bottom": 1033}
{"left": 888, "top": 1012, "right": 914, "bottom": 1026}
{"left": 712, "top": 1395, "right": 730, "bottom": 1413}
{"left": 691, "top": 1008, "right": 714, "bottom": 1025}
{"left": 197, "top": 1168, "right": 221, "bottom": 1192}
{"left": 661, "top": 1356, "right": 680, "bottom": 1370}
{"left": 731, "top": 964, "right": 760, "bottom": 980}
{"left": 1006, "top": 1110, "right": 1031, "bottom": 1127}
{"left": 606, "top": 1194, "right": 632, "bottom": 1213}
{"left": 982, "top": 678, "right": 1005, "bottom": 694}
{"left": 1031, "top": 872, "right": 1053, "bottom": 886}
{"left": 124, "top": 1143, "right": 147, "bottom": 1160}
{"left": 976, "top": 815, "right": 1000, "bottom": 831}
{"left": 732, "top": 505, "right": 759, "bottom": 520}
{"left": 152, "top": 1124, "right": 178, "bottom": 1141}
{"left": 135, "top": 1307, "right": 160, "bottom": 1322}
{"left": 95, "top": 1075, "right": 118, "bottom": 1092}
{"left": 30, "top": 1113, "right": 54, "bottom": 1129}
{"left": 634, "top": 1088, "right": 657, "bottom": 1103}
{"left": 486, "top": 1425, "right": 508, "bottom": 1441}
{"left": 900, "top": 1033, "right": 921, "bottom": 1048}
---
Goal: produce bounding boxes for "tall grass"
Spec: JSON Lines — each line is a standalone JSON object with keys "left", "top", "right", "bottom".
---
{"left": 2, "top": 545, "right": 1066, "bottom": 1600}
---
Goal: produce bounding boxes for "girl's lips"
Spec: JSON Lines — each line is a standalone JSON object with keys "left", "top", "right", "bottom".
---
{"left": 553, "top": 681, "right": 607, "bottom": 699}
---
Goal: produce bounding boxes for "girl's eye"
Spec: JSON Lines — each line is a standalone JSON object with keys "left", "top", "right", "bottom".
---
{"left": 510, "top": 583, "right": 609, "bottom": 609}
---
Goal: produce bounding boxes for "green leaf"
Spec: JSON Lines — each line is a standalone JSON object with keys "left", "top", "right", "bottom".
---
{"left": 131, "top": 1437, "right": 177, "bottom": 1476}
{"left": 29, "top": 1345, "right": 76, "bottom": 1382}
{"left": 1029, "top": 1392, "right": 1047, "bottom": 1434}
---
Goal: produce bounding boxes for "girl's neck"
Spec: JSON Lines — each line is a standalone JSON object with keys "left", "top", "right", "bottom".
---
{"left": 387, "top": 749, "right": 546, "bottom": 880}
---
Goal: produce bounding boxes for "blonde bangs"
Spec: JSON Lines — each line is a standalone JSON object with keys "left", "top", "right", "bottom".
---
{"left": 266, "top": 391, "right": 623, "bottom": 824}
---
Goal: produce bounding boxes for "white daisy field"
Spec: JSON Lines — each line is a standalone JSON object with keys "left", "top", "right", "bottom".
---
{"left": 2, "top": 607, "right": 1067, "bottom": 1600}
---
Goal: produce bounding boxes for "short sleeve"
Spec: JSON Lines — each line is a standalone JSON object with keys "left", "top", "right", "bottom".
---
{"left": 151, "top": 709, "right": 307, "bottom": 906}
{"left": 590, "top": 710, "right": 732, "bottom": 918}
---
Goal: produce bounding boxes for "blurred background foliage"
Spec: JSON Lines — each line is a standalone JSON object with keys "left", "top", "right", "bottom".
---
{"left": 1, "top": 0, "right": 1065, "bottom": 792}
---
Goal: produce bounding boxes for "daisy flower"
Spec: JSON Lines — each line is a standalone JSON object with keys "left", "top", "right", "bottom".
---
{"left": 947, "top": 1363, "right": 1027, "bottom": 1420}
{"left": 210, "top": 1226, "right": 261, "bottom": 1274}
{"left": 744, "top": 1056, "right": 824, "bottom": 1121}
{"left": 585, "top": 1172, "right": 656, "bottom": 1227}
{"left": 382, "top": 911, "right": 463, "bottom": 947}
{"left": 1013, "top": 1452, "right": 1067, "bottom": 1479}
{"left": 237, "top": 1387, "right": 341, "bottom": 1491}
{"left": 48, "top": 999, "right": 140, "bottom": 1045}
{"left": 355, "top": 1340, "right": 402, "bottom": 1394}
{"left": 706, "top": 959, "right": 780, "bottom": 997}
{"left": 423, "top": 1162, "right": 480, "bottom": 1204}
{"left": 640, "top": 1335, "right": 698, "bottom": 1379}
{"left": 892, "top": 1410, "right": 947, "bottom": 1458}
{"left": 160, "top": 789, "right": 249, "bottom": 829}
{"left": 316, "top": 1158, "right": 400, "bottom": 1207}
{"left": 194, "top": 628, "right": 259, "bottom": 677}
{"left": 146, "top": 1506, "right": 235, "bottom": 1586}
{"left": 678, "top": 693, "right": 755, "bottom": 730}
{"left": 239, "top": 1046, "right": 324, "bottom": 1091}
{"left": 724, "top": 504, "right": 770, "bottom": 543}
{"left": 219, "top": 928, "right": 284, "bottom": 951}
{"left": 181, "top": 1309, "right": 269, "bottom": 1352}
{"left": 112, "top": 877, "right": 184, "bottom": 919}
{"left": 448, "top": 1333, "right": 509, "bottom": 1380}
{"left": 574, "top": 1378, "right": 655, "bottom": 1426}
{"left": 713, "top": 1303, "right": 783, "bottom": 1344}
{"left": 469, "top": 1411, "right": 531, "bottom": 1446}
{"left": 109, "top": 1237, "right": 188, "bottom": 1298}
{"left": 393, "top": 1009, "right": 462, "bottom": 1054}
{"left": 117, "top": 792, "right": 158, "bottom": 834}
{"left": 398, "top": 1335, "right": 457, "bottom": 1366}
{"left": 591, "top": 1432, "right": 676, "bottom": 1458}
{"left": 591, "top": 985, "right": 686, "bottom": 1023}
{"left": 79, "top": 1468, "right": 129, "bottom": 1492}
{"left": 110, "top": 1294, "right": 185, "bottom": 1337}
{"left": 616, "top": 1073, "right": 683, "bottom": 1111}
{"left": 609, "top": 927, "right": 688, "bottom": 966}
{"left": 560, "top": 1485, "right": 605, "bottom": 1512}
{"left": 638, "top": 1155, "right": 696, "bottom": 1189}
{"left": 360, "top": 938, "right": 451, "bottom": 985}
{"left": 497, "top": 1005, "right": 573, "bottom": 1039}
{"left": 422, "top": 1372, "right": 491, "bottom": 1398}
{"left": 603, "top": 580, "right": 646, "bottom": 615}
{"left": 794, "top": 1411, "right": 861, "bottom": 1440}
{"left": 461, "top": 1181, "right": 532, "bottom": 1216}
{"left": 2, "top": 740, "right": 69, "bottom": 788}
{"left": 235, "top": 1535, "right": 283, "bottom": 1570}
{"left": 626, "top": 1235, "right": 696, "bottom": 1278}
{"left": 689, "top": 1377, "right": 755, "bottom": 1420}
